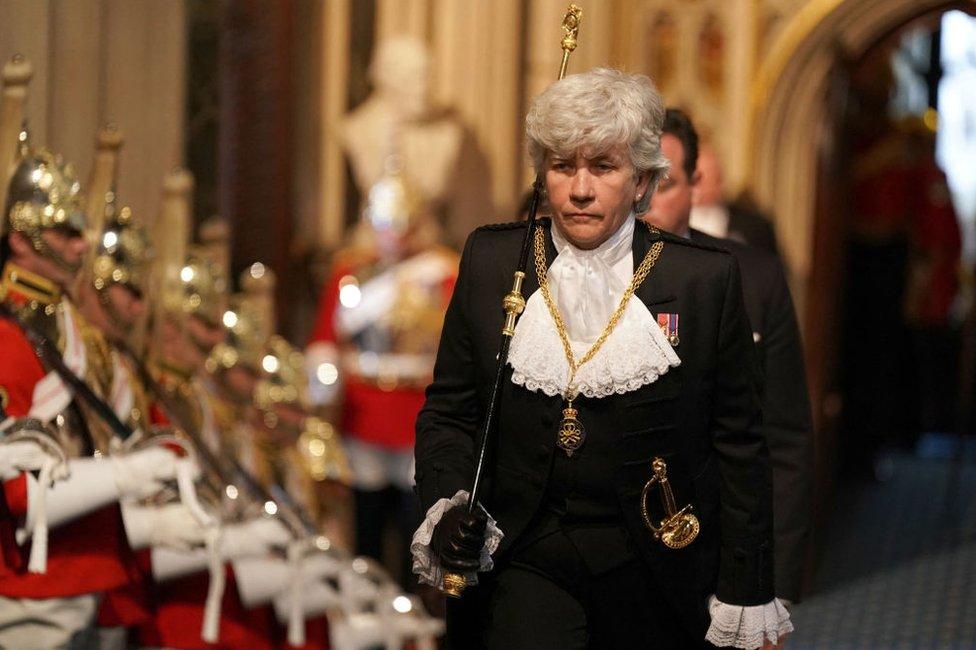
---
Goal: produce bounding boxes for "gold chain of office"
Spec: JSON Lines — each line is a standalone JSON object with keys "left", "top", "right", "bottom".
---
{"left": 533, "top": 221, "right": 665, "bottom": 400}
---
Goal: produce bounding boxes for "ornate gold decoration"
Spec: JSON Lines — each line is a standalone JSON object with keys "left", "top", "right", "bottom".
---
{"left": 254, "top": 335, "right": 306, "bottom": 410}
{"left": 533, "top": 222, "right": 664, "bottom": 456}
{"left": 177, "top": 247, "right": 228, "bottom": 329}
{"left": 442, "top": 571, "right": 467, "bottom": 598}
{"left": 0, "top": 262, "right": 63, "bottom": 342}
{"left": 0, "top": 262, "right": 60, "bottom": 306}
{"left": 640, "top": 457, "right": 700, "bottom": 550}
{"left": 501, "top": 271, "right": 526, "bottom": 337}
{"left": 558, "top": 5, "right": 583, "bottom": 79}
{"left": 556, "top": 401, "right": 584, "bottom": 456}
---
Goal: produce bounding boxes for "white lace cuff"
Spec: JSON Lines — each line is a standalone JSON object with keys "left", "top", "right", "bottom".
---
{"left": 704, "top": 595, "right": 793, "bottom": 649}
{"left": 410, "top": 489, "right": 503, "bottom": 588}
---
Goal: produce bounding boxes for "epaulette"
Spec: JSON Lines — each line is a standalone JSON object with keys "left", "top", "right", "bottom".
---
{"left": 475, "top": 220, "right": 530, "bottom": 232}
{"left": 652, "top": 227, "right": 731, "bottom": 255}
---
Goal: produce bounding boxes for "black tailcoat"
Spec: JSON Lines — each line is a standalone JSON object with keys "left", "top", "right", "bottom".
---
{"left": 726, "top": 201, "right": 780, "bottom": 256}
{"left": 415, "top": 219, "right": 775, "bottom": 636}
{"left": 692, "top": 230, "right": 813, "bottom": 603}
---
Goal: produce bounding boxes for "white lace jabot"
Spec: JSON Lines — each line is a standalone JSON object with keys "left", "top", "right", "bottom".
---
{"left": 508, "top": 216, "right": 680, "bottom": 399}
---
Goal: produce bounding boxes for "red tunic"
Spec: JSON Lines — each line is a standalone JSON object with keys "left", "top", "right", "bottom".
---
{"left": 0, "top": 317, "right": 141, "bottom": 599}
{"left": 307, "top": 253, "right": 456, "bottom": 449}
{"left": 136, "top": 565, "right": 276, "bottom": 649}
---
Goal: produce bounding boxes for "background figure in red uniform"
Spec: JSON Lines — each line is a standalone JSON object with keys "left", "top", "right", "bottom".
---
{"left": 902, "top": 125, "right": 963, "bottom": 439}
{"left": 307, "top": 163, "right": 457, "bottom": 587}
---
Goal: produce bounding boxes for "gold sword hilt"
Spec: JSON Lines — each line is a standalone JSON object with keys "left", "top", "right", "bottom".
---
{"left": 640, "top": 458, "right": 700, "bottom": 550}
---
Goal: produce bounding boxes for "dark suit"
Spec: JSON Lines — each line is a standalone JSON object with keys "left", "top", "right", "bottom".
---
{"left": 415, "top": 219, "right": 774, "bottom": 648}
{"left": 725, "top": 202, "right": 779, "bottom": 257}
{"left": 692, "top": 230, "right": 813, "bottom": 603}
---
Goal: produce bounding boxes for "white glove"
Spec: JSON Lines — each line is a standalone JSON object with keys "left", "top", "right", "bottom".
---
{"left": 273, "top": 579, "right": 341, "bottom": 620}
{"left": 220, "top": 517, "right": 292, "bottom": 559}
{"left": 112, "top": 446, "right": 188, "bottom": 500}
{"left": 122, "top": 503, "right": 209, "bottom": 551}
{"left": 23, "top": 457, "right": 120, "bottom": 535}
{"left": 0, "top": 441, "right": 57, "bottom": 480}
{"left": 232, "top": 556, "right": 292, "bottom": 607}
{"left": 330, "top": 612, "right": 386, "bottom": 650}
{"left": 303, "top": 551, "right": 344, "bottom": 580}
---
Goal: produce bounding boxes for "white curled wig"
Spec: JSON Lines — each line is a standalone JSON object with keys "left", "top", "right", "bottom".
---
{"left": 525, "top": 68, "right": 670, "bottom": 215}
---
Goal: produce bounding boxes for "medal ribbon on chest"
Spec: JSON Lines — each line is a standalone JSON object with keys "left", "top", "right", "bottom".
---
{"left": 533, "top": 223, "right": 664, "bottom": 457}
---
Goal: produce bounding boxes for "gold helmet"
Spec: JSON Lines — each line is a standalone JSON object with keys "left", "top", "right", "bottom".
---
{"left": 207, "top": 291, "right": 267, "bottom": 374}
{"left": 4, "top": 140, "right": 87, "bottom": 271}
{"left": 177, "top": 246, "right": 228, "bottom": 329}
{"left": 254, "top": 335, "right": 307, "bottom": 411}
{"left": 297, "top": 416, "right": 350, "bottom": 484}
{"left": 91, "top": 200, "right": 153, "bottom": 297}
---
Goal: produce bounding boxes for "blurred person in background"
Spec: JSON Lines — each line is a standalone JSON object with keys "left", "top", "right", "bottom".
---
{"left": 690, "top": 142, "right": 780, "bottom": 257}
{"left": 647, "top": 107, "right": 814, "bottom": 606}
{"left": 307, "top": 161, "right": 458, "bottom": 588}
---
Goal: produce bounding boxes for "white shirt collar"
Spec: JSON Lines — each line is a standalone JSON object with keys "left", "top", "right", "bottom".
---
{"left": 689, "top": 204, "right": 730, "bottom": 239}
{"left": 547, "top": 215, "right": 636, "bottom": 348}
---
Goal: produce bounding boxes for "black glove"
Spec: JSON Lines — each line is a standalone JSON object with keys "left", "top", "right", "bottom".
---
{"left": 431, "top": 504, "right": 488, "bottom": 575}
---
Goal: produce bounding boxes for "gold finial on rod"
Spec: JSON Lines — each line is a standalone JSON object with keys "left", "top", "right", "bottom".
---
{"left": 558, "top": 5, "right": 583, "bottom": 80}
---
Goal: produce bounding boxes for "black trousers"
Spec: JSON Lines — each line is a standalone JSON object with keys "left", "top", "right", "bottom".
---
{"left": 446, "top": 520, "right": 711, "bottom": 650}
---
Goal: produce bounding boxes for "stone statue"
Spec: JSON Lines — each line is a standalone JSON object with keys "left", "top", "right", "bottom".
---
{"left": 340, "top": 36, "right": 492, "bottom": 249}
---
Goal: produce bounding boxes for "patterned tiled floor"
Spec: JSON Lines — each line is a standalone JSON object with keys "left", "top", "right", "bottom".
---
{"left": 790, "top": 448, "right": 976, "bottom": 649}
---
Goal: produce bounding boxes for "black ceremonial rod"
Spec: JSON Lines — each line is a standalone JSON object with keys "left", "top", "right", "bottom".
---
{"left": 442, "top": 3, "right": 583, "bottom": 598}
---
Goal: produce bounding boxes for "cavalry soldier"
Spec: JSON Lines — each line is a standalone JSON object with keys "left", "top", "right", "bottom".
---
{"left": 135, "top": 172, "right": 290, "bottom": 650}
{"left": 647, "top": 107, "right": 814, "bottom": 608}
{"left": 70, "top": 130, "right": 214, "bottom": 647}
{"left": 0, "top": 92, "right": 185, "bottom": 650}
{"left": 307, "top": 162, "right": 458, "bottom": 585}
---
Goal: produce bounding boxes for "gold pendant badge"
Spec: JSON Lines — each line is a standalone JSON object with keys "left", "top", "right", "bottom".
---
{"left": 640, "top": 457, "right": 700, "bottom": 549}
{"left": 556, "top": 401, "right": 585, "bottom": 457}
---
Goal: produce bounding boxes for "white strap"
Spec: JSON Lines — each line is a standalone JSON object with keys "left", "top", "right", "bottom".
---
{"left": 25, "top": 458, "right": 55, "bottom": 573}
{"left": 28, "top": 301, "right": 87, "bottom": 423}
{"left": 201, "top": 527, "right": 225, "bottom": 644}
{"left": 287, "top": 541, "right": 307, "bottom": 646}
